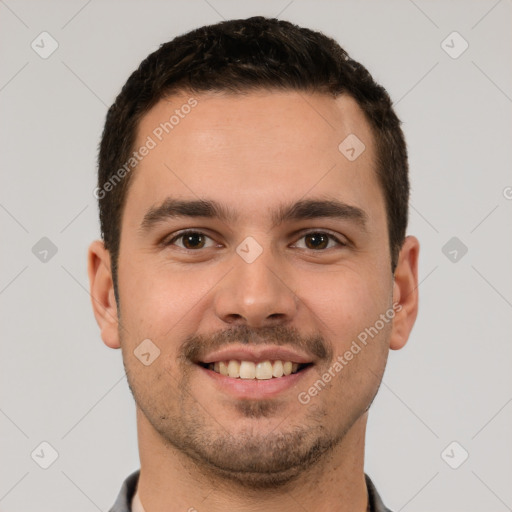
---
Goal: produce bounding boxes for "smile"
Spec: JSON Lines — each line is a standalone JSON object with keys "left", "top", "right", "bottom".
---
{"left": 199, "top": 359, "right": 312, "bottom": 380}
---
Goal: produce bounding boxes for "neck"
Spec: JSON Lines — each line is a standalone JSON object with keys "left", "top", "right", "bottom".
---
{"left": 135, "top": 408, "right": 369, "bottom": 512}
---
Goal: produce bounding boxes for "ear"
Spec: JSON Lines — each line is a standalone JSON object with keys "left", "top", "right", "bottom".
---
{"left": 390, "top": 235, "right": 420, "bottom": 351}
{"left": 87, "top": 240, "right": 121, "bottom": 349}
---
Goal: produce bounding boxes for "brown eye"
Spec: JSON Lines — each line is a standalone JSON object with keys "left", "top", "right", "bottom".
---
{"left": 304, "top": 233, "right": 329, "bottom": 250}
{"left": 165, "top": 231, "right": 215, "bottom": 250}
{"left": 294, "top": 231, "right": 346, "bottom": 251}
{"left": 181, "top": 232, "right": 206, "bottom": 249}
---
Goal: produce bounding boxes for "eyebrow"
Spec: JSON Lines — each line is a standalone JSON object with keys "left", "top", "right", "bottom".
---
{"left": 139, "top": 197, "right": 368, "bottom": 233}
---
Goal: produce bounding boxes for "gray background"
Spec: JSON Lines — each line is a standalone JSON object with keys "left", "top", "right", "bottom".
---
{"left": 1, "top": 0, "right": 511, "bottom": 511}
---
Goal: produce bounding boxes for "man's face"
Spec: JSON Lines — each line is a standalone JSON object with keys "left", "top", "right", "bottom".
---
{"left": 111, "top": 90, "right": 399, "bottom": 486}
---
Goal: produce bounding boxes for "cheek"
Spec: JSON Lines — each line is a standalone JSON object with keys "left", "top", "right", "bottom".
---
{"left": 297, "top": 266, "right": 390, "bottom": 345}
{"left": 117, "top": 256, "right": 216, "bottom": 344}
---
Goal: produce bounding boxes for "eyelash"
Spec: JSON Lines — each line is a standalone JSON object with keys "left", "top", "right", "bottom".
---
{"left": 163, "top": 229, "right": 347, "bottom": 251}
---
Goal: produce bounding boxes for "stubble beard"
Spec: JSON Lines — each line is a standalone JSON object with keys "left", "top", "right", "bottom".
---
{"left": 120, "top": 321, "right": 386, "bottom": 490}
{"left": 124, "top": 359, "right": 370, "bottom": 490}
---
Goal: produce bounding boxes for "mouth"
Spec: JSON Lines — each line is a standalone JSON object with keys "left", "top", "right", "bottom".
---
{"left": 196, "top": 359, "right": 314, "bottom": 400}
{"left": 197, "top": 359, "right": 314, "bottom": 380}
{"left": 192, "top": 345, "right": 316, "bottom": 399}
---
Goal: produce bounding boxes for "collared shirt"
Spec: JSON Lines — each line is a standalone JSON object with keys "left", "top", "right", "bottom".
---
{"left": 109, "top": 470, "right": 393, "bottom": 512}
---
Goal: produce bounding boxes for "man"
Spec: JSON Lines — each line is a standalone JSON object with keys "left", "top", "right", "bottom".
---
{"left": 88, "top": 16, "right": 419, "bottom": 512}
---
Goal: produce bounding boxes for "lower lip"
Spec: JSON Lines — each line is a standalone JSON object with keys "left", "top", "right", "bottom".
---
{"left": 197, "top": 364, "right": 313, "bottom": 400}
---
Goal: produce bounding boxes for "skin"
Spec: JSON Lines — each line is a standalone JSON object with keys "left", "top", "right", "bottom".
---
{"left": 88, "top": 90, "right": 419, "bottom": 512}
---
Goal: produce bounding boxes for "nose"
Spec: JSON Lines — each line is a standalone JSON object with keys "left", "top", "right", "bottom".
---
{"left": 213, "top": 245, "right": 299, "bottom": 327}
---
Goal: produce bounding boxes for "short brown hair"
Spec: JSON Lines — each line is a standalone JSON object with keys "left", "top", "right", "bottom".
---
{"left": 97, "top": 16, "right": 409, "bottom": 302}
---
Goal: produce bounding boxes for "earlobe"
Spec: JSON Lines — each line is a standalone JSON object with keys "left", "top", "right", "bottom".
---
{"left": 87, "top": 240, "right": 121, "bottom": 349}
{"left": 389, "top": 236, "right": 420, "bottom": 351}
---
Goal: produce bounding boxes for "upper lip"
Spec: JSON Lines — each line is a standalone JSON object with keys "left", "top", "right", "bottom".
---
{"left": 198, "top": 346, "right": 315, "bottom": 365}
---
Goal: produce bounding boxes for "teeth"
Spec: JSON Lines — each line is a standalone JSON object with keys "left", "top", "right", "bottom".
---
{"left": 255, "top": 361, "right": 273, "bottom": 380}
{"left": 272, "top": 360, "right": 284, "bottom": 378}
{"left": 227, "top": 360, "right": 240, "bottom": 378}
{"left": 240, "top": 361, "right": 256, "bottom": 379}
{"left": 219, "top": 361, "right": 229, "bottom": 376}
{"left": 207, "top": 359, "right": 306, "bottom": 379}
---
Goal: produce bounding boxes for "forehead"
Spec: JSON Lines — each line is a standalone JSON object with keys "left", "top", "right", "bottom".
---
{"left": 124, "top": 90, "right": 383, "bottom": 228}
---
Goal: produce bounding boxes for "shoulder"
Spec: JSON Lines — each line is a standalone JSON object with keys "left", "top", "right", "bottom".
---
{"left": 109, "top": 470, "right": 140, "bottom": 512}
{"left": 365, "top": 474, "right": 394, "bottom": 512}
